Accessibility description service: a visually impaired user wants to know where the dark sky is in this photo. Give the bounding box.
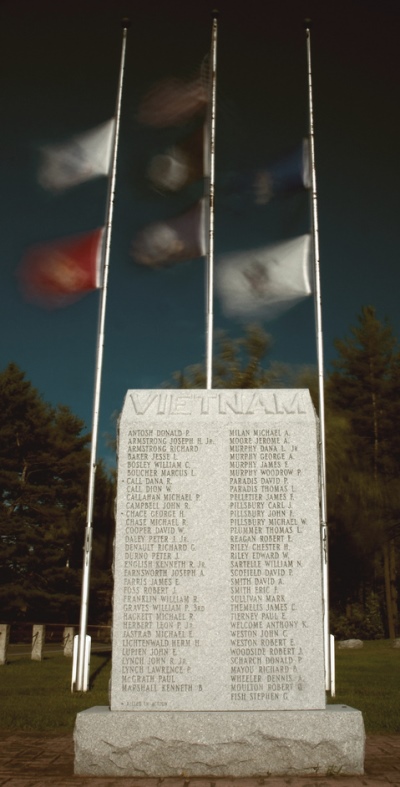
[0,0,399,465]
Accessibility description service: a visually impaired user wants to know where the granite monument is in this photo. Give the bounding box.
[74,389,365,777]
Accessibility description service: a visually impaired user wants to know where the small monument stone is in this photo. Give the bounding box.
[63,626,75,657]
[31,624,45,661]
[0,624,10,665]
[75,389,365,777]
[338,639,363,649]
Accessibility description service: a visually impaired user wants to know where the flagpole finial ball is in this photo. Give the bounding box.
[304,18,312,29]
[121,17,131,29]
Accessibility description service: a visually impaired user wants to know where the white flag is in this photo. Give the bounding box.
[38,118,115,192]
[216,234,312,320]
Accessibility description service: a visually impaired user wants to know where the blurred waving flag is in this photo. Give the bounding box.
[137,70,209,128]
[216,234,312,320]
[132,200,206,268]
[225,139,310,207]
[18,228,104,308]
[38,119,115,192]
[147,124,209,193]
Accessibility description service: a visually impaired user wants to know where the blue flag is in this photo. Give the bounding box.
[223,139,310,208]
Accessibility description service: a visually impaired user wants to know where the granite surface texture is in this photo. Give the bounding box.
[74,705,365,777]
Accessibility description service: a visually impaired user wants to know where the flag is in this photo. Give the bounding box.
[137,69,209,127]
[132,200,206,268]
[224,139,310,207]
[216,234,312,320]
[147,124,209,193]
[38,119,115,192]
[18,228,104,308]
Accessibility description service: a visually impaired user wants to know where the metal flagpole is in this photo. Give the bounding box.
[206,10,218,390]
[304,19,331,691]
[73,18,130,693]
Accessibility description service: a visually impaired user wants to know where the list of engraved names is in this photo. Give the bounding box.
[122,426,207,706]
[230,427,304,704]
[111,390,325,712]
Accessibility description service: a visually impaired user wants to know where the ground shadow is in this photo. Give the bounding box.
[89,650,111,687]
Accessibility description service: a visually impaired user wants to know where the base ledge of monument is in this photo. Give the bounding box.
[74,704,365,777]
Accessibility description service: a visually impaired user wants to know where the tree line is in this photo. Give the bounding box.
[0,363,114,624]
[1,306,399,638]
[173,306,400,639]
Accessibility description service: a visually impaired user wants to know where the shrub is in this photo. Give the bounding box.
[331,593,384,640]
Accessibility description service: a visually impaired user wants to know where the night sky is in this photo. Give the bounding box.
[1,0,399,466]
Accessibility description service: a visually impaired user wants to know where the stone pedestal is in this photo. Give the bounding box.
[74,389,365,776]
[75,705,365,777]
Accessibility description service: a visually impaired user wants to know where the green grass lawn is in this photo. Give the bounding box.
[0,650,111,732]
[0,640,399,733]
[328,639,400,734]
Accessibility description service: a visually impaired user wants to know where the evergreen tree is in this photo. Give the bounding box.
[0,363,114,623]
[170,317,400,638]
[330,306,398,476]
[328,307,400,637]
[172,325,289,389]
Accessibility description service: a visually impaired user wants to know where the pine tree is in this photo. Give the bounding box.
[328,307,400,637]
[172,325,289,389]
[0,363,114,623]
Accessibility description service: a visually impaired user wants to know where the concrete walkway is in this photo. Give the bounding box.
[0,733,399,786]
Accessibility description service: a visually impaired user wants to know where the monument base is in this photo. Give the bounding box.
[74,705,365,777]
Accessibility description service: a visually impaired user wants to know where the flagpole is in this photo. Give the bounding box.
[73,18,130,693]
[206,10,218,390]
[305,19,331,691]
